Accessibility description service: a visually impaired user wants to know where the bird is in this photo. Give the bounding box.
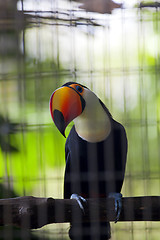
[49,82,128,240]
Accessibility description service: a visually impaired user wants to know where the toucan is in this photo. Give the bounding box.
[50,82,128,240]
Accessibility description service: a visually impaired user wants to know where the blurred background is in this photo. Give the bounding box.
[0,0,160,239]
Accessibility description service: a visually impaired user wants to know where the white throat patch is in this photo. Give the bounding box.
[73,89,111,143]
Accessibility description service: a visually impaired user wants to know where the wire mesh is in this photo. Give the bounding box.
[0,0,160,239]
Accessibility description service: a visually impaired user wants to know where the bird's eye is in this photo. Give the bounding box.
[76,85,83,93]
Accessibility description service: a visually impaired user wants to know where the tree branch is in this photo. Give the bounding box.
[0,196,160,229]
[139,2,160,9]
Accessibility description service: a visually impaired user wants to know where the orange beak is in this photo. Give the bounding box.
[49,86,85,137]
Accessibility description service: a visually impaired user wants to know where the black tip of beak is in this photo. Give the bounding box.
[53,109,66,138]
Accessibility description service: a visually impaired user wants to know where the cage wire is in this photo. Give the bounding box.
[0,0,160,239]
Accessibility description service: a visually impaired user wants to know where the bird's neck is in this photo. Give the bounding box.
[73,92,111,143]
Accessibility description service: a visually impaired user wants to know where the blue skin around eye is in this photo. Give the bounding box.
[76,86,83,93]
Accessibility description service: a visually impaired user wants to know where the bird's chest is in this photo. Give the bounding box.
[70,135,115,174]
[64,131,118,198]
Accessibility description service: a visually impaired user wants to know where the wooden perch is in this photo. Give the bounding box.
[0,196,160,229]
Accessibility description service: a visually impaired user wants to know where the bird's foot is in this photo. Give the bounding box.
[108,192,122,223]
[70,193,87,215]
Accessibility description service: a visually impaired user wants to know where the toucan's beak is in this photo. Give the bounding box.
[50,86,85,137]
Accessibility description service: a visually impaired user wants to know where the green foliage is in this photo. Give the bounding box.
[0,127,66,195]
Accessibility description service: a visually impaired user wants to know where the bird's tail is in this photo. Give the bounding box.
[69,222,111,240]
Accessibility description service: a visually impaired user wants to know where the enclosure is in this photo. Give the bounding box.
[0,0,160,239]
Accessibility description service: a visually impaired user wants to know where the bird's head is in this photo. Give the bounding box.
[49,82,87,137]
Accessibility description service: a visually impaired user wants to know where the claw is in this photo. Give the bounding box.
[70,193,87,215]
[108,192,122,223]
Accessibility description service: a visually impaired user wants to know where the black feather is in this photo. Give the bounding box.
[64,102,127,239]
[62,82,89,89]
